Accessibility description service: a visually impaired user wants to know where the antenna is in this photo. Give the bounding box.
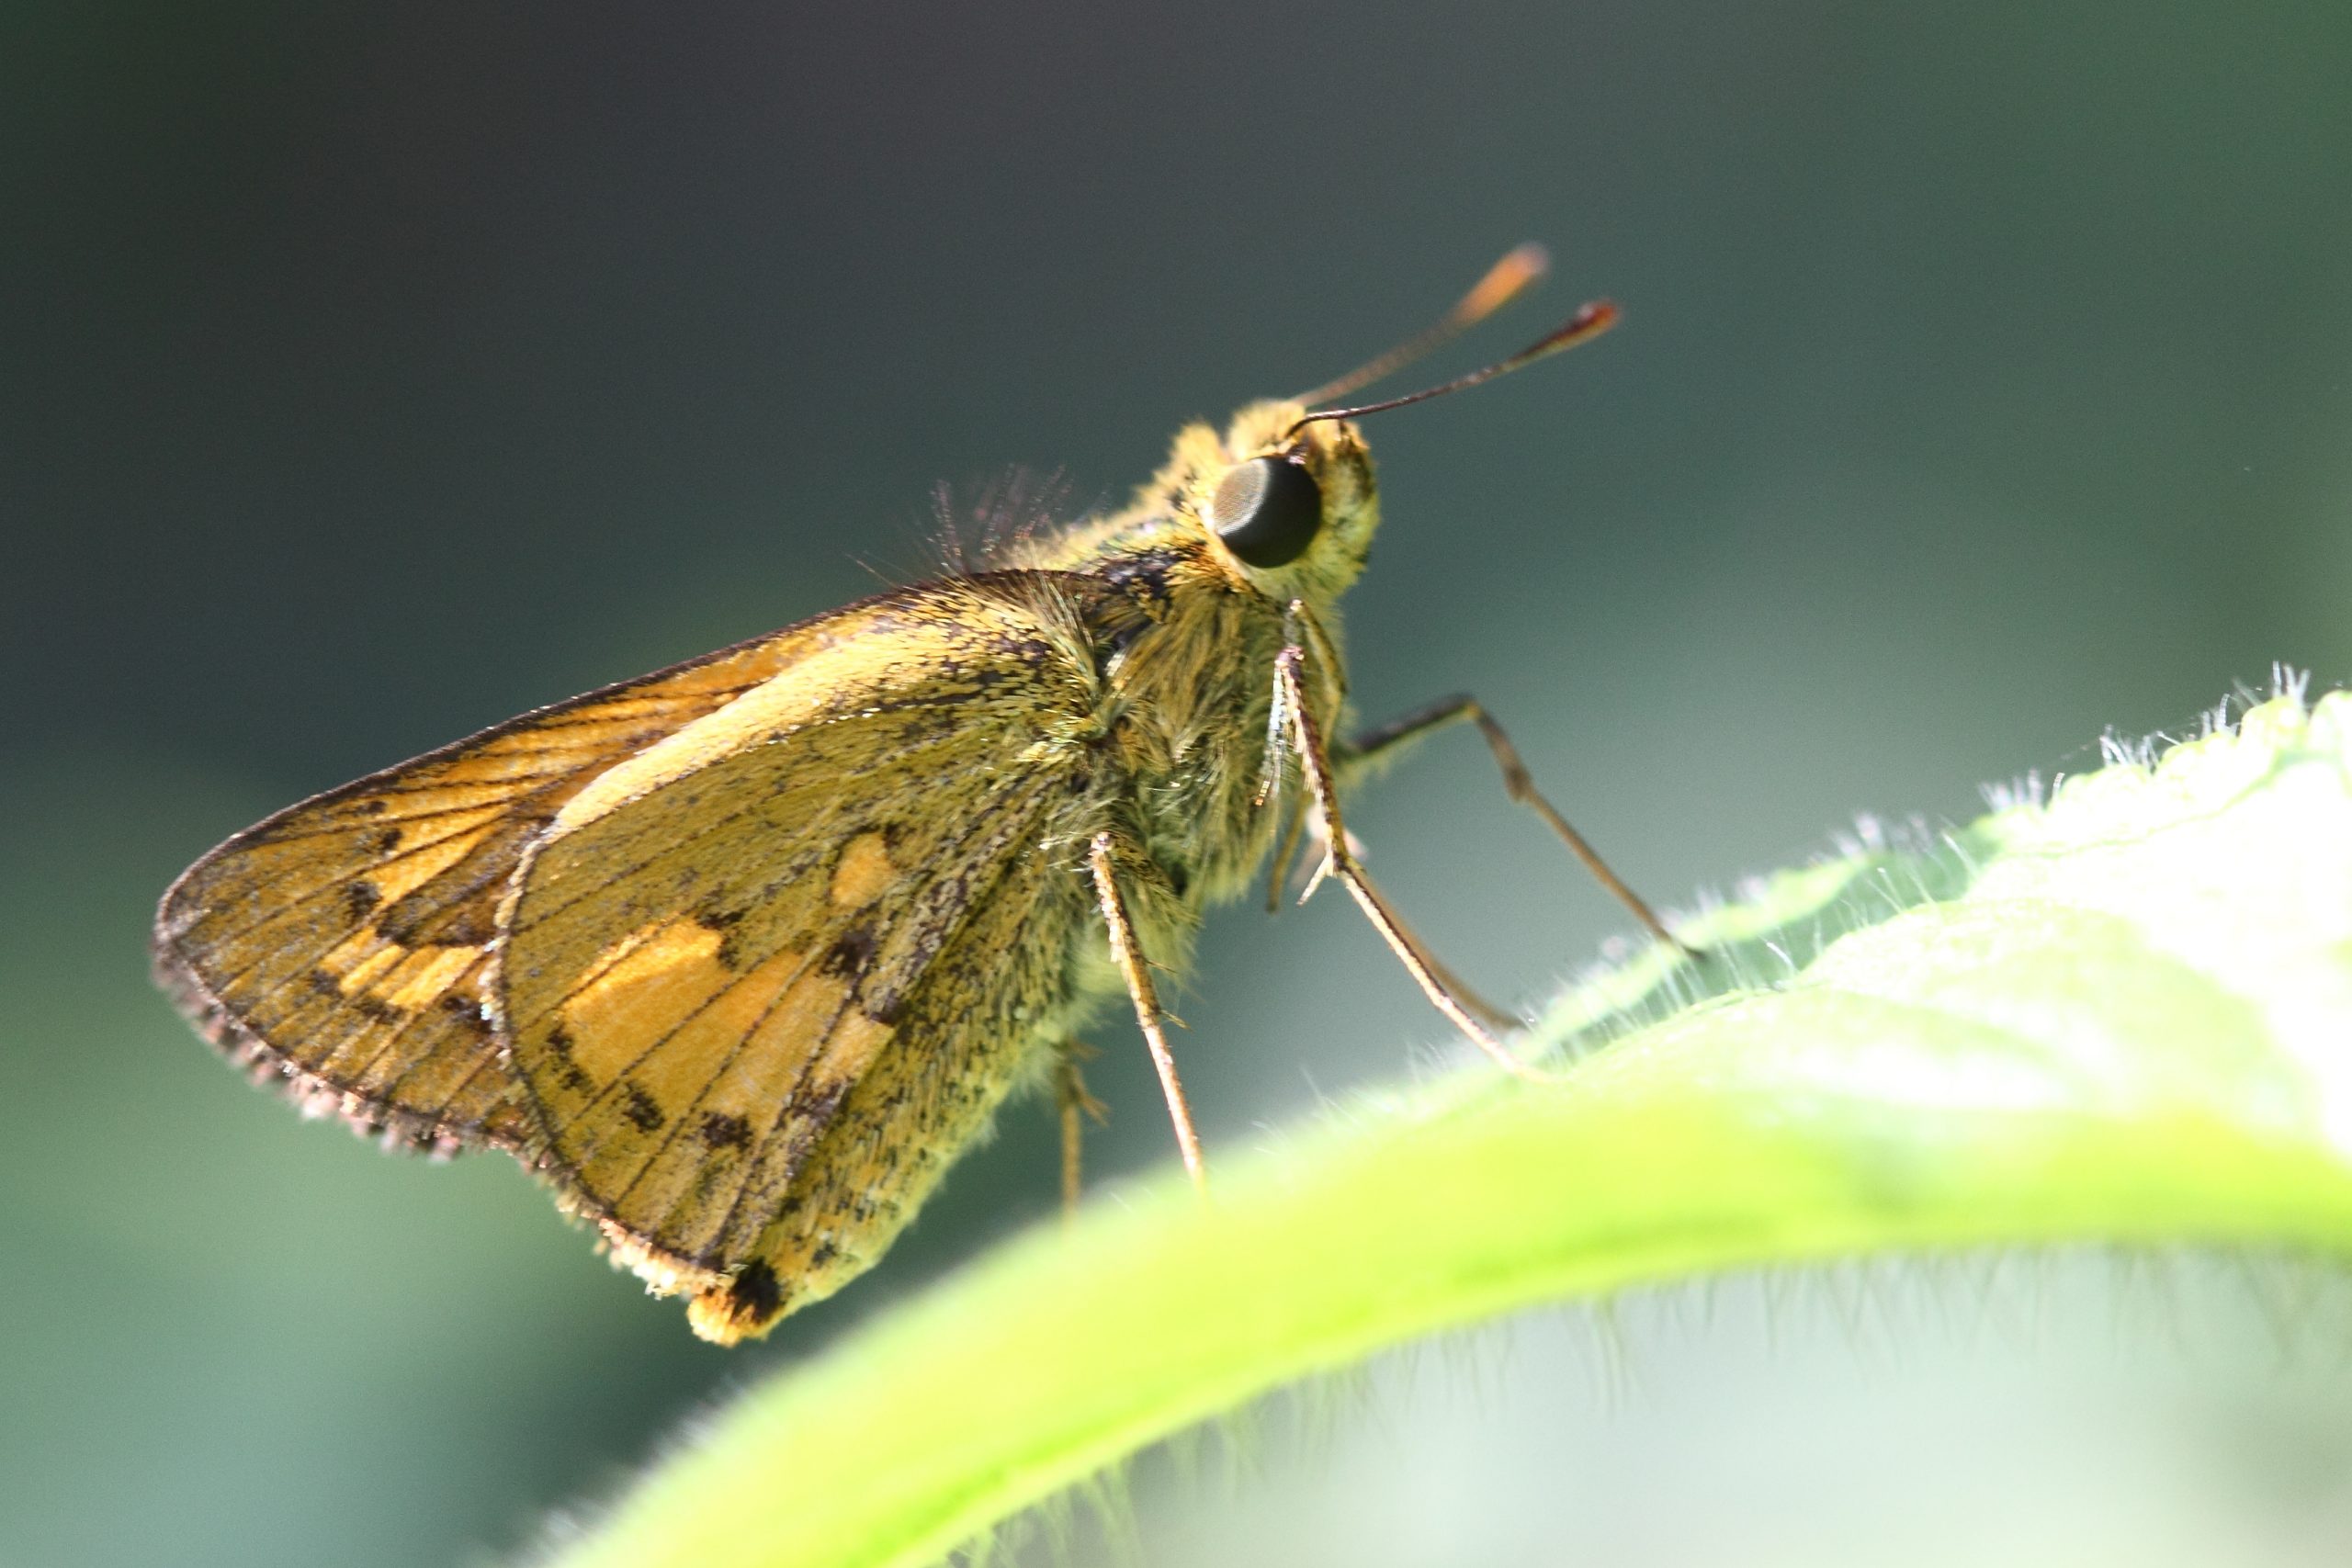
[1291,243,1552,407]
[1286,299,1620,439]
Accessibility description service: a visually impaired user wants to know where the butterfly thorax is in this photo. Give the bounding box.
[1091,541,1317,904]
[1018,401,1377,911]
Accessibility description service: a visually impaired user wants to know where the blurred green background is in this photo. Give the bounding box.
[6,4,2350,1564]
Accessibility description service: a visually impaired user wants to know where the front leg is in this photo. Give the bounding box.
[1272,647,1553,1081]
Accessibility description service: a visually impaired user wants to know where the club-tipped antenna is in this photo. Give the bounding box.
[1286,299,1620,438]
[1290,243,1553,408]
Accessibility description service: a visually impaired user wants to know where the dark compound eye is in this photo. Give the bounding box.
[1208,457,1323,569]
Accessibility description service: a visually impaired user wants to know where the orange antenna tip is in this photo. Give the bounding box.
[1456,242,1552,325]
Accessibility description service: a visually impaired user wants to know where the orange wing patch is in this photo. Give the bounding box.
[829,831,899,908]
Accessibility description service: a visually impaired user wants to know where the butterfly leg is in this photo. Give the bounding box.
[1270,791,1521,1034]
[1052,1039,1109,1216]
[1339,693,1696,959]
[1341,875,1523,1035]
[1087,831,1208,1191]
[1262,788,1309,913]
[1273,648,1560,1082]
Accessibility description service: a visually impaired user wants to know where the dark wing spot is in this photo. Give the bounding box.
[305,967,341,997]
[808,1239,838,1269]
[725,1260,782,1325]
[821,924,877,979]
[620,1082,664,1133]
[344,881,382,918]
[695,905,748,970]
[378,880,506,948]
[353,798,389,817]
[699,1111,752,1150]
[437,993,491,1034]
[545,1023,593,1093]
[351,994,401,1025]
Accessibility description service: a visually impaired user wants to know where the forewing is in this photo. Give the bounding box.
[498,575,1104,1289]
[153,622,856,1150]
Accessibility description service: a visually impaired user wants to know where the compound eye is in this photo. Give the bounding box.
[1208,457,1323,569]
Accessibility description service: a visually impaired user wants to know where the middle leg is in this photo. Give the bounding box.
[1087,830,1208,1190]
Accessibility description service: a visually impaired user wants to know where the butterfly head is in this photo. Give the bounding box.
[1180,260,1619,610]
[1044,249,1615,622]
[1186,400,1380,604]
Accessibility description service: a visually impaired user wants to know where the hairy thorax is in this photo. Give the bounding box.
[1088,553,1338,912]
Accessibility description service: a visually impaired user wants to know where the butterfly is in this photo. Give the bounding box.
[153,245,1689,1343]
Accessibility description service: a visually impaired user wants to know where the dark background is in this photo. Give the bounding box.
[6,5,2349,1565]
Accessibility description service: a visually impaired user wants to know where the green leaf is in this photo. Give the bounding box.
[536,691,2352,1568]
